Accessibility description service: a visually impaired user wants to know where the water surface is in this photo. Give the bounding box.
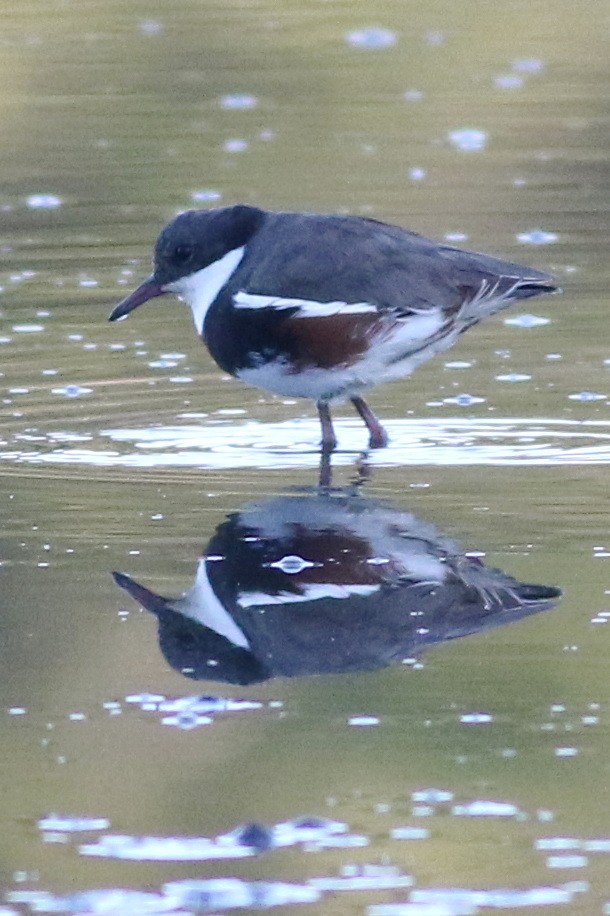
[1,1,609,913]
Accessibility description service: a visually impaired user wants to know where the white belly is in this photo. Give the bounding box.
[237,323,460,403]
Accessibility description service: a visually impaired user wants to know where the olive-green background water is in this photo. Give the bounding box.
[0,1,609,912]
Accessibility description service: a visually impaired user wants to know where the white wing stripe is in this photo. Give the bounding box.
[233,291,377,317]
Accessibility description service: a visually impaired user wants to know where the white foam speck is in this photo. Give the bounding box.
[452,800,519,817]
[346,27,397,49]
[26,193,62,209]
[38,814,110,832]
[512,57,544,73]
[51,385,93,398]
[517,229,558,245]
[139,19,163,35]
[448,128,488,151]
[546,855,588,868]
[495,73,525,89]
[443,393,486,406]
[191,189,222,202]
[223,139,249,153]
[412,789,453,804]
[460,712,493,724]
[504,313,550,328]
[569,391,606,402]
[403,88,425,101]
[219,93,258,110]
[408,167,427,181]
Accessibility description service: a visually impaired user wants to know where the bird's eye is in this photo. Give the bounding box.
[172,244,193,264]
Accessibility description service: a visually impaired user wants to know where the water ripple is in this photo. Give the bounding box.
[3,418,610,471]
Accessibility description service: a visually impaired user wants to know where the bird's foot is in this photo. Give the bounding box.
[367,428,389,449]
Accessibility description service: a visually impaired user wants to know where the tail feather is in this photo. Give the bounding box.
[459,275,560,324]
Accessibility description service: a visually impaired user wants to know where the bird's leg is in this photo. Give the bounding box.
[351,396,389,449]
[318,449,333,490]
[317,400,337,452]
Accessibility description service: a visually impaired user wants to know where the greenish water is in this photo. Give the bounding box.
[1,1,609,913]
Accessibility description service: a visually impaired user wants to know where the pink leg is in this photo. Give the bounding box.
[351,396,389,449]
[317,401,337,452]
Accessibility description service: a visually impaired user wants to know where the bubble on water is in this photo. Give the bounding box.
[79,278,98,288]
[38,814,110,832]
[425,30,445,45]
[512,57,544,73]
[408,167,427,181]
[568,391,606,401]
[555,746,578,757]
[460,712,493,724]
[444,232,468,242]
[390,826,430,840]
[448,128,488,151]
[162,712,213,730]
[412,788,453,804]
[495,73,525,89]
[496,373,532,382]
[409,885,580,909]
[546,855,588,868]
[517,229,558,245]
[445,360,473,368]
[191,189,222,202]
[219,93,258,110]
[223,138,249,153]
[169,376,193,384]
[12,324,44,333]
[26,193,62,209]
[139,19,163,35]
[345,27,397,49]
[411,804,434,817]
[504,313,550,328]
[348,715,380,727]
[536,837,580,850]
[148,359,178,369]
[125,693,165,705]
[443,393,486,406]
[51,385,93,398]
[403,88,425,101]
[452,800,520,817]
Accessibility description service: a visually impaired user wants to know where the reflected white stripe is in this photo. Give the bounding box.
[237,582,380,607]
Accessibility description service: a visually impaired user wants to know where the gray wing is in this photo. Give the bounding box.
[233,212,558,317]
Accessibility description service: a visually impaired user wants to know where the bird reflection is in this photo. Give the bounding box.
[113,490,560,685]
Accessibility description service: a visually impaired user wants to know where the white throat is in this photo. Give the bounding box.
[165,246,246,335]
